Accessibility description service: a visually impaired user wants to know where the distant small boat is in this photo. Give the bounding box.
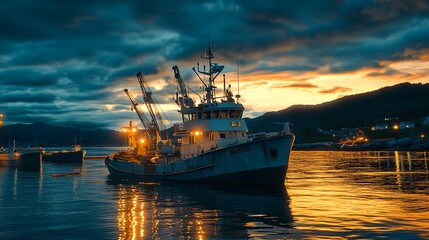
[0,116,42,171]
[0,147,43,171]
[43,145,86,163]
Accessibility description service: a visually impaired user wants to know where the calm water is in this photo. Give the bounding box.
[1,148,428,239]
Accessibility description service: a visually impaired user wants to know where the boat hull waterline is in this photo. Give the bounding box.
[105,134,294,185]
[43,150,86,163]
[0,150,42,171]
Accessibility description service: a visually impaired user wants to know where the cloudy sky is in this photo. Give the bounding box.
[1,0,429,130]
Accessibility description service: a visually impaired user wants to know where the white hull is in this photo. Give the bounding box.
[105,134,294,185]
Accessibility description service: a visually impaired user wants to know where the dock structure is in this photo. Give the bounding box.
[84,156,106,160]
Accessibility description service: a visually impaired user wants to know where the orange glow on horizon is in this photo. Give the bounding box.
[121,54,429,127]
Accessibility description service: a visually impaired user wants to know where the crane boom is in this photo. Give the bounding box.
[136,72,163,142]
[172,65,194,108]
[123,89,154,141]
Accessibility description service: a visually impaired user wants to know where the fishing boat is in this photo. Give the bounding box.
[43,144,86,163]
[105,44,295,185]
[0,145,42,171]
[0,114,42,171]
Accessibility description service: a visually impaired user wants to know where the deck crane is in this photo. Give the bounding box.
[136,72,166,143]
[172,65,194,108]
[123,89,156,150]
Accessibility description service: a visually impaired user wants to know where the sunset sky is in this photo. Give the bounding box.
[1,0,429,130]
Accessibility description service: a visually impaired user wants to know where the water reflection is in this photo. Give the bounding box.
[107,178,293,239]
[321,151,429,194]
[2,150,429,239]
[288,151,429,239]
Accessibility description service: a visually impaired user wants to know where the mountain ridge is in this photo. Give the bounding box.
[1,82,428,146]
[0,122,125,147]
[247,82,429,134]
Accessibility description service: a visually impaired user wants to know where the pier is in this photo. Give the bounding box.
[84,156,106,160]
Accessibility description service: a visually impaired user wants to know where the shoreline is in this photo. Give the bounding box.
[293,137,429,152]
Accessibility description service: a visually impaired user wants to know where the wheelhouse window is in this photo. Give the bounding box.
[220,133,226,138]
[236,110,243,118]
[229,110,236,118]
[197,112,202,119]
[209,133,215,140]
[183,114,190,122]
[212,110,220,118]
[220,110,228,118]
[189,135,196,143]
[204,111,211,119]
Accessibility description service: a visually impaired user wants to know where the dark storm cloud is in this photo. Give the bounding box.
[0,92,57,103]
[319,86,352,94]
[275,83,319,89]
[0,68,58,87]
[366,68,413,78]
[1,0,429,129]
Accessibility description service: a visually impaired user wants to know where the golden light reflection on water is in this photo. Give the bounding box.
[117,186,146,240]
[110,151,428,239]
[115,184,221,239]
[288,151,429,239]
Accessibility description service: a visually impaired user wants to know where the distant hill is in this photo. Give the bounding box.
[1,82,428,146]
[246,82,429,138]
[0,122,125,147]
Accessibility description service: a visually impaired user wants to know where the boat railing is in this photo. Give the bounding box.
[247,132,282,141]
[180,137,246,159]
[247,132,267,141]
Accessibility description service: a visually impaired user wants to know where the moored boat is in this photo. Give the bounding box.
[0,147,43,171]
[105,43,295,185]
[43,145,86,163]
[0,114,42,171]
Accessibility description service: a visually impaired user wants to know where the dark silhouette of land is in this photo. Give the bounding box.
[246,82,429,144]
[1,82,428,149]
[0,122,125,147]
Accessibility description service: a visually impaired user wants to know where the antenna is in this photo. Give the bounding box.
[207,21,211,45]
[236,44,241,103]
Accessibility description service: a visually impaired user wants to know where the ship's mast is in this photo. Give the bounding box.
[192,42,224,104]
